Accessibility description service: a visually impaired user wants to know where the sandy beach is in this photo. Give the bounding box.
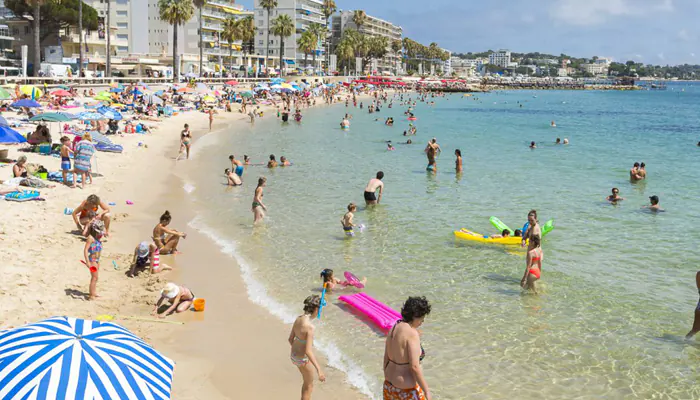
[0,94,366,399]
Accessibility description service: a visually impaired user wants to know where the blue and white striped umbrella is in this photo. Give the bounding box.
[0,316,174,400]
[77,112,106,121]
[97,106,123,121]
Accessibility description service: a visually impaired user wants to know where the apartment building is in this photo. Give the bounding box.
[254,0,325,71]
[331,10,402,74]
[488,49,511,68]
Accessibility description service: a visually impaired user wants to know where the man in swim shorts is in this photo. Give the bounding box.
[425,138,441,172]
[364,171,384,206]
[630,162,642,181]
[229,155,244,177]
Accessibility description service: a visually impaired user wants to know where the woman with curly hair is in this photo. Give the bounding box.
[383,296,432,400]
[288,295,326,400]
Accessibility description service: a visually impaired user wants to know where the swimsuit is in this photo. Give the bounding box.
[290,336,309,366]
[88,239,102,270]
[383,321,427,400]
[61,156,71,171]
[343,226,354,237]
[529,249,542,279]
[364,191,377,201]
[234,165,244,177]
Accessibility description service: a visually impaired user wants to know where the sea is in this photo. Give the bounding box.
[184,82,700,399]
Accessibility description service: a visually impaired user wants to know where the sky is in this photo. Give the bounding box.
[237,0,700,65]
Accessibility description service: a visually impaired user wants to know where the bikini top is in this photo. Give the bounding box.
[384,321,425,368]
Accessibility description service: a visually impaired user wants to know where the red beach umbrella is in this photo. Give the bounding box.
[51,89,73,97]
[225,80,239,86]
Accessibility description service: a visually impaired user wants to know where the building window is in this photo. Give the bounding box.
[116,34,128,39]
[258,20,263,26]
[116,10,127,16]
[258,11,263,16]
[117,22,128,28]
[24,26,29,35]
[259,40,263,45]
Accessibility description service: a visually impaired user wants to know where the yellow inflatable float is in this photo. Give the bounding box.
[453,229,524,245]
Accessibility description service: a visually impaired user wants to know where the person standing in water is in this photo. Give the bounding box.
[638,162,647,179]
[364,171,385,206]
[425,138,441,172]
[521,235,543,293]
[686,271,700,339]
[288,295,326,400]
[252,177,267,224]
[521,210,541,251]
[455,149,463,173]
[630,162,642,181]
[229,155,244,178]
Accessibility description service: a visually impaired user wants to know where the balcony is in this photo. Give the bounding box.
[202,7,237,20]
[61,32,127,47]
[297,4,322,15]
[298,13,324,24]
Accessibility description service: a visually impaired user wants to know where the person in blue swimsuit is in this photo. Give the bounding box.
[228,155,244,177]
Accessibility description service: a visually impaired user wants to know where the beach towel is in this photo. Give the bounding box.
[5,190,40,202]
[74,140,95,172]
[95,143,123,153]
[48,171,82,184]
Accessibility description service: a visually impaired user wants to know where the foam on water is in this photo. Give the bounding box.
[188,216,377,399]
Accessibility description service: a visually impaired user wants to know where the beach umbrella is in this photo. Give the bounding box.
[132,88,143,96]
[0,87,12,100]
[137,82,151,90]
[0,115,9,126]
[149,95,163,106]
[203,95,216,103]
[29,112,75,122]
[0,126,26,143]
[224,80,239,85]
[77,112,107,121]
[51,89,73,97]
[154,90,164,96]
[177,87,193,93]
[89,130,113,145]
[57,84,71,90]
[109,82,123,89]
[195,82,208,93]
[19,85,42,99]
[281,83,294,89]
[97,106,123,121]
[94,92,112,101]
[110,87,124,93]
[11,99,41,108]
[239,91,254,98]
[0,316,174,399]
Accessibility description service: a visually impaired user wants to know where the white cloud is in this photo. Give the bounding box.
[550,0,674,26]
[657,53,665,60]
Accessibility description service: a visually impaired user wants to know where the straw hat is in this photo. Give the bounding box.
[161,283,180,299]
[137,241,149,258]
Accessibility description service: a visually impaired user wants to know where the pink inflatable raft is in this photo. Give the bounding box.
[338,292,401,331]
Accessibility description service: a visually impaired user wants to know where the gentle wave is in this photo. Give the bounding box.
[188,216,377,399]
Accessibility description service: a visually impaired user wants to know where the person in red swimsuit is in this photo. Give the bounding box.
[521,235,543,293]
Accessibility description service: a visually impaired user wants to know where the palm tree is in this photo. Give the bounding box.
[237,15,255,77]
[222,16,239,73]
[260,0,277,73]
[391,39,402,75]
[106,0,111,77]
[321,0,336,71]
[297,30,315,69]
[193,0,206,77]
[352,10,366,32]
[270,14,293,76]
[158,0,195,83]
[27,0,41,77]
[307,23,326,72]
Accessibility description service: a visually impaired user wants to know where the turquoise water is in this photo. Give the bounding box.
[187,84,700,399]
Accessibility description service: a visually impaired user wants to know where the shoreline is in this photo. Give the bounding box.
[0,95,367,398]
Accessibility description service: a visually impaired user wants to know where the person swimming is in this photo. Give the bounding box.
[606,187,624,202]
[555,138,561,145]
[387,142,395,151]
[320,268,366,290]
[529,141,537,149]
[551,121,556,127]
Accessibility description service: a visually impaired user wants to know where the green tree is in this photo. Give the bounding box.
[365,35,387,73]
[260,0,277,72]
[307,23,326,71]
[158,0,195,82]
[237,15,255,77]
[321,0,336,71]
[297,30,315,68]
[391,39,402,75]
[222,16,239,73]
[352,10,366,31]
[193,0,206,77]
[271,14,293,76]
[6,0,99,76]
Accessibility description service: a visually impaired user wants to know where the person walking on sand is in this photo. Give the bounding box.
[288,295,326,400]
[177,124,192,161]
[686,271,700,339]
[252,177,267,224]
[364,171,385,206]
[73,132,95,189]
[383,296,432,400]
[153,210,187,254]
[208,108,215,131]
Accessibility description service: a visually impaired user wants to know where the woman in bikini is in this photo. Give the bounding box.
[152,210,187,254]
[288,295,325,400]
[72,194,112,237]
[252,177,267,224]
[178,124,192,160]
[152,282,195,318]
[384,296,432,400]
[521,235,543,293]
[455,149,463,173]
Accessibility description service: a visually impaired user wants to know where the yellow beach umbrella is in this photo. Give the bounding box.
[203,95,216,103]
[280,83,294,89]
[111,103,126,108]
[20,85,42,98]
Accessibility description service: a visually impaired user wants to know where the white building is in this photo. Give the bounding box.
[581,63,608,75]
[488,49,511,67]
[442,49,451,75]
[254,0,325,72]
[331,10,402,74]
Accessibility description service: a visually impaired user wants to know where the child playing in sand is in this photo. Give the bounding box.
[152,282,196,318]
[129,241,170,277]
[83,220,105,300]
[59,136,74,187]
[341,203,358,236]
[320,268,366,291]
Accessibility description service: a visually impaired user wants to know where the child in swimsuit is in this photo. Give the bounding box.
[522,235,543,293]
[59,136,74,187]
[341,203,357,236]
[83,220,104,300]
[152,282,195,318]
[320,268,367,291]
